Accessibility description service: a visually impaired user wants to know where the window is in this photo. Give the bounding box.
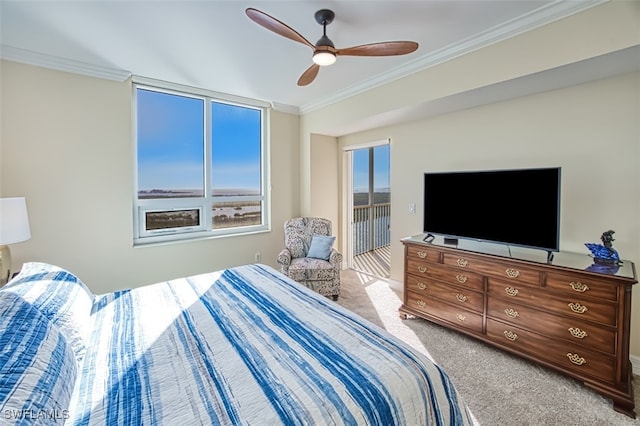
[133,81,269,244]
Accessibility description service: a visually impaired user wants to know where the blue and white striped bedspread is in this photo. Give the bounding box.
[68,264,471,425]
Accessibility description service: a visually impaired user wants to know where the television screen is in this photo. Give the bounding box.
[423,167,561,252]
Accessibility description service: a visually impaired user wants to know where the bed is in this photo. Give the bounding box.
[0,262,472,425]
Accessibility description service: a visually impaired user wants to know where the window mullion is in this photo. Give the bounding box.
[204,98,213,230]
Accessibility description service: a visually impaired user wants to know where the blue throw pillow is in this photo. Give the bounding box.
[307,234,336,260]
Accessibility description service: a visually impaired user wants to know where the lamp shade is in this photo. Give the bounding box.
[0,197,31,245]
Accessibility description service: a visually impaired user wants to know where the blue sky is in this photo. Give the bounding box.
[137,87,387,196]
[211,102,261,191]
[137,88,261,193]
[353,145,390,193]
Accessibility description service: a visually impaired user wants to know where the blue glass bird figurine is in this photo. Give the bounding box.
[585,230,621,265]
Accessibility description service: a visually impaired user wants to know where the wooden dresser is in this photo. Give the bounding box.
[400,235,638,417]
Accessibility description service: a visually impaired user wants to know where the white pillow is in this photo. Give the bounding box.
[0,292,78,421]
[2,262,94,362]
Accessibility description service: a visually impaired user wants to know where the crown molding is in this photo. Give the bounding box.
[269,102,300,115]
[0,45,302,114]
[299,0,608,115]
[0,45,131,82]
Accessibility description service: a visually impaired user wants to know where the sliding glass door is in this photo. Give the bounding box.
[348,142,390,277]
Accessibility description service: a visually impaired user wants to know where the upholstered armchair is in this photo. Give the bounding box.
[277,217,342,300]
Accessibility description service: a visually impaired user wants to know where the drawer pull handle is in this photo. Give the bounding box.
[568,327,588,339]
[504,308,519,318]
[503,330,518,341]
[417,250,428,259]
[567,353,587,366]
[456,258,468,267]
[455,314,466,322]
[455,274,468,284]
[505,287,519,297]
[456,294,468,303]
[505,268,520,279]
[569,281,590,293]
[568,302,588,314]
[418,265,428,273]
[417,300,426,308]
[417,281,427,290]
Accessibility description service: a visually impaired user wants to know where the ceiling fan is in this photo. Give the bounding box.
[245,7,419,86]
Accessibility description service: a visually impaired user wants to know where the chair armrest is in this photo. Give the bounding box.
[329,249,343,269]
[277,248,292,267]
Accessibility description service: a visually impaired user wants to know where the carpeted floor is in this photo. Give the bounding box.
[337,268,640,425]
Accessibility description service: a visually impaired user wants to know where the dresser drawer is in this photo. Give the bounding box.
[487,319,616,383]
[406,274,484,313]
[406,244,440,263]
[546,272,618,302]
[487,298,616,354]
[443,253,541,286]
[487,280,617,327]
[406,259,484,292]
[406,291,483,333]
[406,258,435,277]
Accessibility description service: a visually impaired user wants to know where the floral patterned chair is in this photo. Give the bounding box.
[276,217,342,300]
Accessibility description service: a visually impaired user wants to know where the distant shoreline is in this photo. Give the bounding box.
[139,188,260,198]
[139,188,390,209]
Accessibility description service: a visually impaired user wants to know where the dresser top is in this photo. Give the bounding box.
[402,234,637,281]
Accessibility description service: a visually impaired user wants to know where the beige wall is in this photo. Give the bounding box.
[337,72,640,283]
[309,133,339,243]
[0,60,300,294]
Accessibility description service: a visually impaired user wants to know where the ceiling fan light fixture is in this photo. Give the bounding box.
[247,8,418,85]
[313,50,336,66]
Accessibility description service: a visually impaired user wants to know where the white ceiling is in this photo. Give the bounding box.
[1,0,611,115]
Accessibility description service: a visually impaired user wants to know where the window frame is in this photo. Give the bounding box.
[132,77,270,245]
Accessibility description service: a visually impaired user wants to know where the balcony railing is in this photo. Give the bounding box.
[353,203,390,256]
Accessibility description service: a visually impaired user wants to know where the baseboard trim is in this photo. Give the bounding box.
[388,278,403,291]
[631,355,640,376]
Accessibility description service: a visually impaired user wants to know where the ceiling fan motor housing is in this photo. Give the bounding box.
[314,9,335,26]
[316,35,334,48]
[314,10,335,48]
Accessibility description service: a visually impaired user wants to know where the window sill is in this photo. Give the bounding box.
[133,226,271,248]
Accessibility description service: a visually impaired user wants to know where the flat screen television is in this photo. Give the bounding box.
[423,167,561,253]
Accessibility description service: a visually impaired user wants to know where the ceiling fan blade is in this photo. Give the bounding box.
[246,8,313,48]
[297,64,320,86]
[337,41,419,57]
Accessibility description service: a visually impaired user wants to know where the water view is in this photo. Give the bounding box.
[141,188,262,231]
